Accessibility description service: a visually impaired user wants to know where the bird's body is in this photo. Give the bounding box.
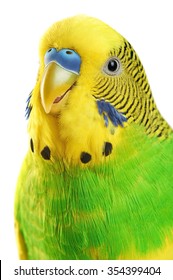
[15,15,173,259]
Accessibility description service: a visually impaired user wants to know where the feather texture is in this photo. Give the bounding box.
[15,125,173,259]
[15,15,173,259]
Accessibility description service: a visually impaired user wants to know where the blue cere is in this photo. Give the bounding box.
[44,48,58,65]
[44,48,81,74]
[97,100,127,127]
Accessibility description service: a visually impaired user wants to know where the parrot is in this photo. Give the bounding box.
[14,15,173,260]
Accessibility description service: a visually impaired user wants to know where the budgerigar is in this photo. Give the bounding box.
[15,15,173,260]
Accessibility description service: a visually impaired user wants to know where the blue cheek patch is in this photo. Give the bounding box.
[97,99,127,127]
[25,92,32,119]
[44,48,81,74]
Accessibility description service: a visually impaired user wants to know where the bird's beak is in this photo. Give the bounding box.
[40,62,78,114]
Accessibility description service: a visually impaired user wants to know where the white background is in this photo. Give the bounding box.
[0,0,173,261]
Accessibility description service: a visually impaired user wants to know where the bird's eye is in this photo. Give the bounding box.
[103,57,121,76]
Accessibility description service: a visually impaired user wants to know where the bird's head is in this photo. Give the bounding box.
[38,15,125,115]
[27,15,171,165]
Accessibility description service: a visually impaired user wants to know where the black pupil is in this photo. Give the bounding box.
[108,60,118,71]
[48,48,52,52]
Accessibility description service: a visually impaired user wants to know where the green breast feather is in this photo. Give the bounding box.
[15,124,173,259]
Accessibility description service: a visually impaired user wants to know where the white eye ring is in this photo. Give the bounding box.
[103,57,122,76]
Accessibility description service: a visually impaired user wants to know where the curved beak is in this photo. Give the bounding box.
[40,62,78,114]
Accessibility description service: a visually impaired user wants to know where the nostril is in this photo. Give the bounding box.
[44,48,57,65]
[66,50,73,55]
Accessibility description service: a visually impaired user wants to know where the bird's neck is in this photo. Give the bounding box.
[27,95,127,166]
[27,90,172,167]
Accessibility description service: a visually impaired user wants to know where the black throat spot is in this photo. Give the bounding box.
[41,146,51,160]
[103,142,113,156]
[80,152,92,164]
